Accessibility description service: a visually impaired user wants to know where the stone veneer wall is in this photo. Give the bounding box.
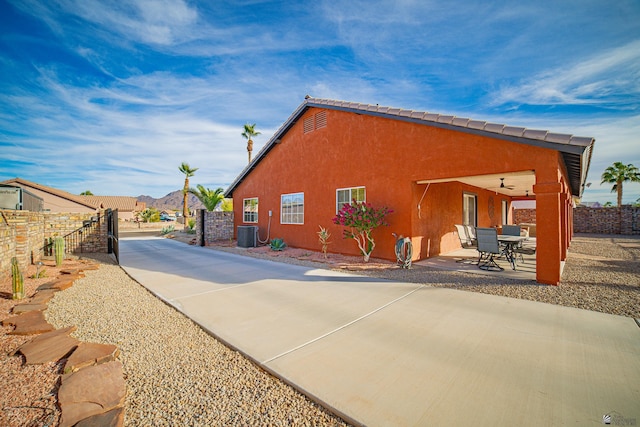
[0,210,111,281]
[573,206,640,235]
[196,210,234,245]
[513,208,536,225]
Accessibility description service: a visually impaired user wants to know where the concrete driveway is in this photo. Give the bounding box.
[119,236,640,427]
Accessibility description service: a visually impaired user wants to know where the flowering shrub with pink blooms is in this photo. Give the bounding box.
[332,201,393,262]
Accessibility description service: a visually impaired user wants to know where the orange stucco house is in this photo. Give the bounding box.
[225,97,594,285]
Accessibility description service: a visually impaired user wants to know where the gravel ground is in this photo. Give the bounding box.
[2,233,638,426]
[45,256,350,427]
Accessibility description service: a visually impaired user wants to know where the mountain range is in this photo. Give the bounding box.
[137,190,205,212]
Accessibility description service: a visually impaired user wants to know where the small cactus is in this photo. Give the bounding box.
[11,257,24,300]
[54,236,65,266]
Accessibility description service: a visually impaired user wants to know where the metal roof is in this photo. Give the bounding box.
[226,97,595,197]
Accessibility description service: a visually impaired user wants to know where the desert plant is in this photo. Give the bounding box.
[54,236,65,267]
[187,218,196,230]
[317,226,331,258]
[161,224,175,235]
[332,201,392,262]
[11,257,24,300]
[30,268,47,279]
[269,238,287,251]
[188,185,225,211]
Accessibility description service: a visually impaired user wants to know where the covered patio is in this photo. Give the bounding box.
[415,237,538,281]
[414,167,569,285]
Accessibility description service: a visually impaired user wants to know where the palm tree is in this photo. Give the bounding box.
[179,162,198,228]
[188,185,225,211]
[600,162,640,207]
[241,123,261,163]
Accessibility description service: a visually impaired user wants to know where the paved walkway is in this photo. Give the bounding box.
[119,237,640,427]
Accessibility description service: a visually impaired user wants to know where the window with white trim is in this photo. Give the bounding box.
[243,198,258,223]
[463,193,477,227]
[281,193,304,224]
[336,187,366,213]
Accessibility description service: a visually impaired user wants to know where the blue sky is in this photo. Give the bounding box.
[1,0,639,203]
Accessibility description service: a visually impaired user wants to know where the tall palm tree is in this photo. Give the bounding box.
[188,185,225,211]
[241,123,261,163]
[179,162,198,228]
[600,162,640,207]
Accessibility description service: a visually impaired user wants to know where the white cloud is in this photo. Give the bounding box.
[491,40,640,108]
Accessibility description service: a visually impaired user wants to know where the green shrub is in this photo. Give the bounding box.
[161,224,175,235]
[269,238,287,251]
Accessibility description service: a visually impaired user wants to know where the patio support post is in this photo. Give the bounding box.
[533,182,563,285]
[560,191,569,261]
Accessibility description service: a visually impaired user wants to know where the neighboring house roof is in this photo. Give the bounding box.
[1,177,97,210]
[79,195,144,212]
[0,178,143,212]
[226,97,594,197]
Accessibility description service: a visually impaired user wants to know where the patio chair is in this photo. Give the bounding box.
[454,224,477,249]
[454,224,478,264]
[501,225,521,236]
[465,225,477,243]
[476,227,504,271]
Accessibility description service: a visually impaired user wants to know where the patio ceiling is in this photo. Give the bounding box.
[417,170,536,198]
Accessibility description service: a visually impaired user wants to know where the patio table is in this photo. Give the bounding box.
[498,235,528,270]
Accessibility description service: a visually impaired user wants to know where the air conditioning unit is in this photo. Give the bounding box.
[237,225,257,248]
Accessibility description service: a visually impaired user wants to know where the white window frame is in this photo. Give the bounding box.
[336,186,366,213]
[463,193,477,227]
[501,199,508,225]
[281,192,304,224]
[243,198,258,223]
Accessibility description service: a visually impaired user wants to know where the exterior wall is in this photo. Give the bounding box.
[15,185,96,213]
[410,182,512,259]
[232,106,568,280]
[0,210,43,280]
[196,210,234,245]
[0,209,111,280]
[574,206,640,235]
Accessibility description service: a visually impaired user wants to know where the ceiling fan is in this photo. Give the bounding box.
[498,178,515,190]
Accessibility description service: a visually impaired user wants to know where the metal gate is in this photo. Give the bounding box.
[107,208,119,263]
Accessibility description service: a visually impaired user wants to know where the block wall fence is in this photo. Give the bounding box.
[514,206,639,235]
[1,210,111,281]
[196,210,234,246]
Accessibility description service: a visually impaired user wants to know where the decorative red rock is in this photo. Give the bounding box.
[2,310,55,335]
[16,326,79,364]
[12,303,48,314]
[74,407,124,427]
[30,289,58,304]
[58,361,126,427]
[64,342,120,374]
[36,276,78,291]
